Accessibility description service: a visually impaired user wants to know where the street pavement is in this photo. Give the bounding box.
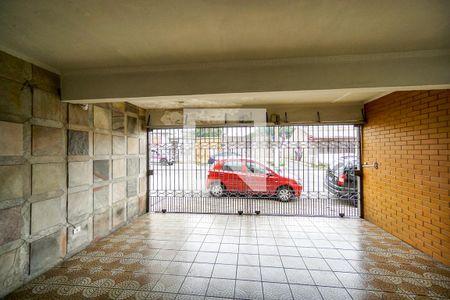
[149,162,359,217]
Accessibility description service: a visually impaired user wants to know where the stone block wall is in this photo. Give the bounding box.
[0,51,66,296]
[67,102,147,251]
[0,51,148,297]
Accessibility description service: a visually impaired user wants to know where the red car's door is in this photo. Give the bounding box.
[220,160,245,192]
[243,161,271,194]
[265,169,280,194]
[244,161,281,194]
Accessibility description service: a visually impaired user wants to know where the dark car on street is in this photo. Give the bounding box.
[326,158,358,207]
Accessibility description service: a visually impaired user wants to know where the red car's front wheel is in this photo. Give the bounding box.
[277,186,293,202]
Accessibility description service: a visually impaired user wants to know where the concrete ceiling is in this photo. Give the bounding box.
[0,0,449,72]
[0,0,449,109]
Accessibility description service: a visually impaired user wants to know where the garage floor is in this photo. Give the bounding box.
[7,214,450,299]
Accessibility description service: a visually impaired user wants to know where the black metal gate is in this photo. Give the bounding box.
[147,125,361,217]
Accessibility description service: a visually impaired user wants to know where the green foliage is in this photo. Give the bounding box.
[195,128,223,138]
[280,127,295,139]
[260,127,295,140]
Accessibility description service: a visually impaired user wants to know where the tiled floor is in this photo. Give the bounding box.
[7,213,450,299]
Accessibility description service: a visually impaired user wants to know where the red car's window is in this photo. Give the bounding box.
[222,161,242,172]
[245,162,266,174]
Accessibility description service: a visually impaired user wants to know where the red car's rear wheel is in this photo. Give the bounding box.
[210,182,224,197]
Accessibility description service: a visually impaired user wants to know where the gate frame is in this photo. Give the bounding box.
[146,122,364,218]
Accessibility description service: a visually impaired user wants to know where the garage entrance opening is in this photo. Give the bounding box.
[148,125,361,217]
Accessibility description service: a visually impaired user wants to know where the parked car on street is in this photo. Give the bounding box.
[325,158,358,206]
[150,149,175,166]
[207,159,302,201]
[208,150,242,164]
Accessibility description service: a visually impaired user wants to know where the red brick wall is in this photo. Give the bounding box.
[363,90,450,265]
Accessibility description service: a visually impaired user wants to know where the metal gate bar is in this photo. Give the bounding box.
[148,125,361,217]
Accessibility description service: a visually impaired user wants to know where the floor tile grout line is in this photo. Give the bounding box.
[149,219,200,294]
[189,214,219,297]
[177,216,214,297]
[230,216,238,299]
[252,216,266,300]
[313,221,350,294]
[282,219,309,300]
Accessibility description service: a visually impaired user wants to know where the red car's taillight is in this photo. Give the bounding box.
[337,174,347,186]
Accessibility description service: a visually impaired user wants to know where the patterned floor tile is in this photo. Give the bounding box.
[6,213,450,299]
[234,280,263,299]
[262,282,293,300]
[206,278,235,298]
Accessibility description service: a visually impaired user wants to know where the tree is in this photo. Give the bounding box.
[195,128,223,138]
[255,126,294,140]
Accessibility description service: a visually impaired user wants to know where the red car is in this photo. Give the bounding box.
[207,159,302,201]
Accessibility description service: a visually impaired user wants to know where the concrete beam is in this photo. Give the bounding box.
[61,50,450,102]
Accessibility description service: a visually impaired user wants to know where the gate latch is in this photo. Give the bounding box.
[362,161,379,169]
[147,170,154,176]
